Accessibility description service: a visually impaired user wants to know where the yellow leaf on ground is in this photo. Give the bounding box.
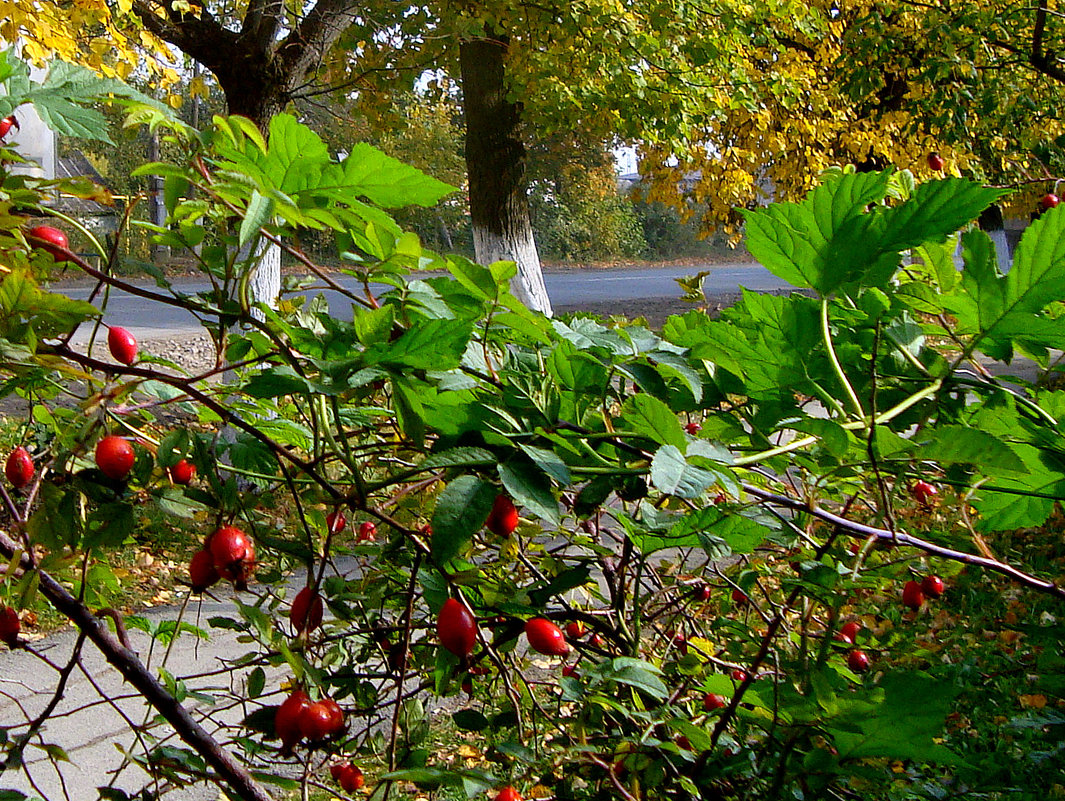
[1019,694,1047,709]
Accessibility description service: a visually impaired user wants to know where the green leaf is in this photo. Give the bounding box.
[830,673,962,765]
[431,475,497,564]
[227,433,278,485]
[971,443,1063,531]
[365,319,471,371]
[528,566,592,607]
[917,425,1025,475]
[0,269,100,340]
[248,667,266,699]
[548,339,610,392]
[338,143,455,208]
[650,445,719,499]
[879,179,1007,255]
[1006,204,1065,314]
[27,483,78,549]
[499,460,560,526]
[621,394,686,449]
[452,709,490,731]
[742,171,891,291]
[448,256,499,301]
[242,366,311,398]
[679,506,769,555]
[552,316,631,354]
[745,172,1005,296]
[239,190,274,247]
[793,418,852,459]
[379,768,452,787]
[392,379,426,448]
[83,503,134,550]
[353,305,396,345]
[947,207,1065,358]
[596,657,669,701]
[517,443,573,486]
[418,447,497,472]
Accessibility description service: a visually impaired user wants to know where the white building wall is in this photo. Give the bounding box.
[2,47,55,180]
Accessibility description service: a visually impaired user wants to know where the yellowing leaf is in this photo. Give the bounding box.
[1019,694,1047,709]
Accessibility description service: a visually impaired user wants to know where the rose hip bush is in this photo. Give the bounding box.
[1,55,1064,800]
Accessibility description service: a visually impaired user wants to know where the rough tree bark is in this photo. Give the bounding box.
[459,33,553,315]
[132,0,361,311]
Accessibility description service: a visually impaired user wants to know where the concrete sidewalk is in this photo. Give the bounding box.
[0,561,358,801]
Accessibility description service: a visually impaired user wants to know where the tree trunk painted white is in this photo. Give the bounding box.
[246,240,281,320]
[459,34,552,316]
[471,215,551,314]
[978,204,1013,272]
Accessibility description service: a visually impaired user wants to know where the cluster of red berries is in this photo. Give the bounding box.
[274,688,346,752]
[834,621,869,673]
[903,574,946,610]
[188,525,256,592]
[837,573,946,675]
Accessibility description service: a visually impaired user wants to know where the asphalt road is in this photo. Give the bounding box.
[56,263,787,341]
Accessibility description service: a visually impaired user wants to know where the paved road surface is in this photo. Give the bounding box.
[56,263,787,341]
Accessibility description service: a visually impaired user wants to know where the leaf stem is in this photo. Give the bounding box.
[821,298,865,422]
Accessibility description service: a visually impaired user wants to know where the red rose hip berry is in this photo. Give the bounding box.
[275,689,311,752]
[290,586,324,634]
[0,115,18,139]
[325,510,346,534]
[847,649,871,673]
[0,606,20,647]
[331,761,364,792]
[95,435,135,481]
[169,458,195,485]
[496,788,522,801]
[485,494,519,537]
[525,617,570,656]
[209,525,255,583]
[703,692,728,711]
[902,580,925,610]
[5,447,34,488]
[188,549,219,593]
[1042,193,1060,210]
[29,225,69,261]
[107,326,138,365]
[927,152,945,171]
[357,521,376,542]
[912,480,938,506]
[920,574,945,598]
[437,597,478,657]
[299,697,345,741]
[835,620,861,644]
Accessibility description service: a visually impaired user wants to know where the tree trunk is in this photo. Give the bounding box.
[459,34,552,315]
